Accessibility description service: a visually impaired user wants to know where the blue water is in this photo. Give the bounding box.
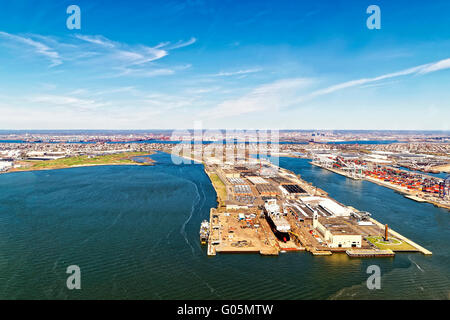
[326,140,399,145]
[0,152,448,299]
[398,166,448,179]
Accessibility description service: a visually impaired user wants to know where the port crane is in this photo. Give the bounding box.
[351,211,372,222]
[439,175,450,200]
[336,156,364,179]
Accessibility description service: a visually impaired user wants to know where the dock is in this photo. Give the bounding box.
[346,249,395,258]
[405,195,427,203]
[310,162,362,180]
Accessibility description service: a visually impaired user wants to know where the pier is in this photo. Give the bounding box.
[310,161,362,180]
[369,218,432,255]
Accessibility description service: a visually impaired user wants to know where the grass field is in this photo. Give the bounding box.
[12,152,152,172]
[367,236,417,251]
[209,173,227,207]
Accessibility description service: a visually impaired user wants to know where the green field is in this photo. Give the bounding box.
[209,173,227,207]
[367,236,416,251]
[14,152,151,171]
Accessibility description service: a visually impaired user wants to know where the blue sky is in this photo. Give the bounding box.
[0,0,449,130]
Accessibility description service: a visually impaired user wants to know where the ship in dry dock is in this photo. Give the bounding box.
[263,199,291,242]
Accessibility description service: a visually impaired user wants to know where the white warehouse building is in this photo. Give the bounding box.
[313,214,362,248]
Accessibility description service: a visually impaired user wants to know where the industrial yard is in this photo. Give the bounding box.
[198,152,432,258]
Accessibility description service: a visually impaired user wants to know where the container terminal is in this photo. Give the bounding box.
[310,154,450,210]
[194,153,432,257]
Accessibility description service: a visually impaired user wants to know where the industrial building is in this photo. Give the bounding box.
[246,176,269,184]
[234,184,252,195]
[279,184,308,197]
[222,169,240,179]
[227,177,245,185]
[313,215,362,248]
[256,184,280,197]
[301,197,352,217]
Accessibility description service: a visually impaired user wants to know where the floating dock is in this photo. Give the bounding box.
[346,249,395,258]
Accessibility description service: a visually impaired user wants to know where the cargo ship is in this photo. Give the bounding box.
[199,220,210,245]
[263,199,291,242]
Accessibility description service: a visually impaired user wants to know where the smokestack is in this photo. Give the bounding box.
[384,224,389,241]
[312,211,318,229]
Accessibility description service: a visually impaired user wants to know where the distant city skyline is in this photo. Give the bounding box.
[1,0,449,130]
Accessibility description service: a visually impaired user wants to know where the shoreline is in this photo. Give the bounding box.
[1,152,155,175]
[1,162,153,175]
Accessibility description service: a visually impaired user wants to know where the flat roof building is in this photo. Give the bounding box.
[313,216,362,248]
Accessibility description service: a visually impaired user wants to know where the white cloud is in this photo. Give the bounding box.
[0,31,195,77]
[74,34,116,48]
[304,58,450,101]
[30,95,108,110]
[206,78,312,118]
[165,37,197,49]
[213,68,262,77]
[0,31,62,66]
[74,36,169,69]
[109,63,191,78]
[206,57,450,120]
[418,58,450,74]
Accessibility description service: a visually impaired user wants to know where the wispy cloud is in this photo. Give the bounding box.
[206,78,312,118]
[73,35,196,77]
[107,63,191,78]
[207,57,450,119]
[75,34,169,68]
[0,31,196,77]
[143,92,197,111]
[0,31,62,66]
[303,58,450,101]
[164,37,197,49]
[213,68,262,77]
[418,58,450,74]
[74,34,116,48]
[30,94,109,110]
